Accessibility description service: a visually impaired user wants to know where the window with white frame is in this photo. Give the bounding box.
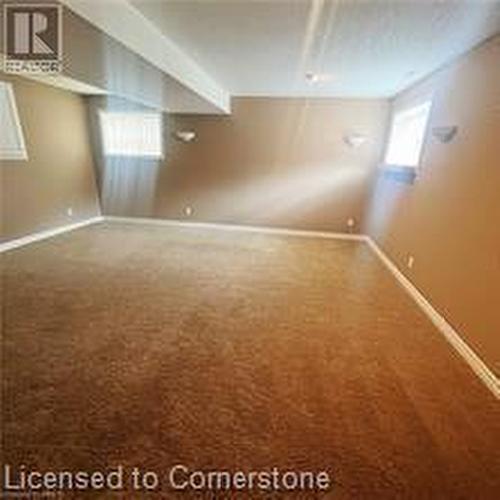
[0,82,28,161]
[99,111,163,158]
[384,101,432,168]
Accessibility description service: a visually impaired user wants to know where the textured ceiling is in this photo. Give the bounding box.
[131,0,500,98]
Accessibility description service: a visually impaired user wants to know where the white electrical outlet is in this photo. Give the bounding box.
[347,218,355,232]
[67,207,73,217]
[184,206,193,217]
[407,255,415,269]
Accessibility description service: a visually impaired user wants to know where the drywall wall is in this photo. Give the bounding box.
[89,96,388,233]
[365,36,500,375]
[0,74,100,242]
[158,98,389,232]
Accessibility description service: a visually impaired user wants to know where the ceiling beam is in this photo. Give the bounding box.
[60,0,230,114]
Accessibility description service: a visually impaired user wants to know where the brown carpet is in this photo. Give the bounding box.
[1,221,499,499]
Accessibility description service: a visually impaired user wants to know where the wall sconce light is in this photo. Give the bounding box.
[305,72,332,84]
[432,126,458,143]
[174,130,196,143]
[343,133,368,148]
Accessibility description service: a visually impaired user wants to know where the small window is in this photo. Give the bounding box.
[0,82,28,161]
[384,101,431,168]
[99,111,163,158]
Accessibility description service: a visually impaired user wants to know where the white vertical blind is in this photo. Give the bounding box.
[99,111,163,158]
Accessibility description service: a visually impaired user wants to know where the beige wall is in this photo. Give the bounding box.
[156,98,388,232]
[91,97,388,233]
[365,36,500,375]
[1,74,100,241]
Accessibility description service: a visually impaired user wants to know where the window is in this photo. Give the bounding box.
[384,101,432,168]
[0,82,28,161]
[99,111,163,158]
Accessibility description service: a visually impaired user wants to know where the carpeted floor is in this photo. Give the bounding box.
[1,221,499,499]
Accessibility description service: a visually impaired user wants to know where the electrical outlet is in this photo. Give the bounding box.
[347,218,355,228]
[407,255,415,269]
[67,207,73,217]
[184,206,193,217]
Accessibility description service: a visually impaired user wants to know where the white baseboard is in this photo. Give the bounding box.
[0,216,104,253]
[2,213,496,398]
[366,237,499,399]
[103,216,367,242]
[104,217,498,397]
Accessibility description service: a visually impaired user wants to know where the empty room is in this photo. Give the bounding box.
[1,0,499,497]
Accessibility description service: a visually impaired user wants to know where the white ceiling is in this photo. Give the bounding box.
[130,0,500,98]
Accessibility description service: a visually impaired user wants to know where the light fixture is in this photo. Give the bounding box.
[432,126,458,143]
[305,72,332,84]
[343,133,368,148]
[174,130,196,143]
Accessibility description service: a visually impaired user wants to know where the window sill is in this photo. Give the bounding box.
[1,149,29,161]
[379,164,418,184]
[103,154,165,161]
